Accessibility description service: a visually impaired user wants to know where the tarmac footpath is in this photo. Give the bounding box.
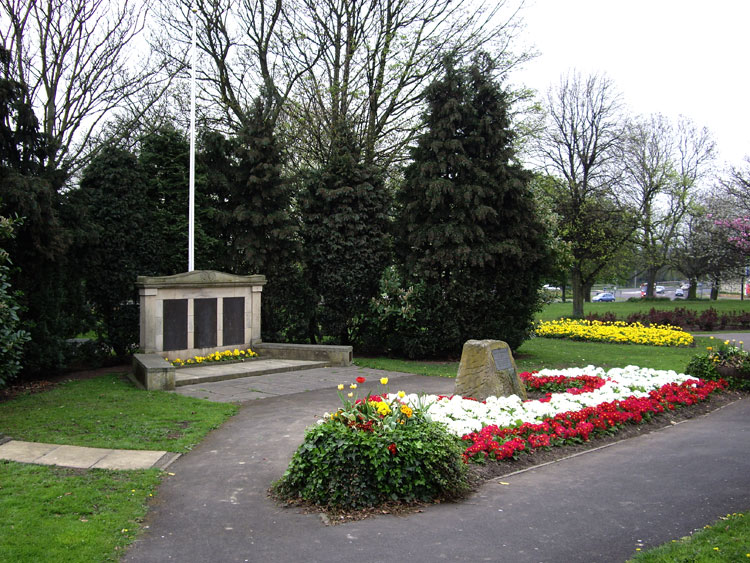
[122,372,750,563]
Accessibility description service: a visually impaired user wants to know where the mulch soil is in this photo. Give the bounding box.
[0,364,131,403]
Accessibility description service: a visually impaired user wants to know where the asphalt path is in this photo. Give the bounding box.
[123,373,750,563]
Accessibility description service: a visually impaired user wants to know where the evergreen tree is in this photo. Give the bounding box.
[139,125,221,274]
[397,54,549,353]
[72,146,160,356]
[301,125,391,343]
[199,99,312,341]
[0,46,77,375]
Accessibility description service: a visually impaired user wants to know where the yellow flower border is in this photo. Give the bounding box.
[536,318,693,347]
[172,348,258,367]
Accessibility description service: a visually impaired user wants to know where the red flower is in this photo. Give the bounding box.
[356,376,366,384]
[388,443,398,455]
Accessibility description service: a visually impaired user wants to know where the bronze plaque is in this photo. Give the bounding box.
[163,299,188,351]
[492,347,513,372]
[194,298,217,349]
[223,297,245,346]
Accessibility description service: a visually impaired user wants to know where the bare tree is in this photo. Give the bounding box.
[622,114,715,296]
[155,0,530,166]
[534,71,632,317]
[293,0,529,166]
[0,0,170,177]
[720,156,750,215]
[154,0,324,132]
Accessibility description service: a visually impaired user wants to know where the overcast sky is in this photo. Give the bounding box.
[511,0,749,167]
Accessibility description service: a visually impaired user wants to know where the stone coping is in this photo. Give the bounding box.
[136,270,266,289]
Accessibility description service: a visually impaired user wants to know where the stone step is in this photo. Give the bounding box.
[174,359,330,387]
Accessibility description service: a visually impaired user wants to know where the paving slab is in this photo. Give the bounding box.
[174,360,329,387]
[92,449,174,470]
[0,439,176,470]
[0,440,58,463]
[35,444,111,468]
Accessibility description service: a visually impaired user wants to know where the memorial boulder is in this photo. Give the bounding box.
[454,340,527,401]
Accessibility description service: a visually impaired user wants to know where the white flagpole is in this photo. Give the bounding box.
[188,4,197,272]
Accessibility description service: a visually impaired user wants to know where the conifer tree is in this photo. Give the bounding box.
[397,54,549,353]
[0,46,75,375]
[302,125,391,343]
[73,146,160,356]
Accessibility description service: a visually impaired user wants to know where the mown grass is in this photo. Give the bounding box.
[0,461,162,562]
[539,299,750,322]
[354,336,711,377]
[0,373,237,452]
[0,371,237,562]
[627,512,750,562]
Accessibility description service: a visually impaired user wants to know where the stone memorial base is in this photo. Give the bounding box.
[137,270,266,361]
[454,339,527,401]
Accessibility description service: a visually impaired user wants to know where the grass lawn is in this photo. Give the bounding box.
[354,336,710,377]
[0,372,237,562]
[539,299,750,322]
[627,512,750,562]
[0,374,237,452]
[0,462,161,562]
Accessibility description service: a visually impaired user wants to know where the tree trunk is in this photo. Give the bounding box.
[688,277,697,299]
[646,267,658,298]
[572,267,585,318]
[583,280,594,303]
[710,279,719,300]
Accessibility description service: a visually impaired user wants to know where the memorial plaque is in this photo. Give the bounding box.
[223,297,245,346]
[163,299,188,351]
[194,298,217,349]
[492,347,513,372]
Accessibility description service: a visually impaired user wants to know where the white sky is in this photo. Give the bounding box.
[511,0,750,167]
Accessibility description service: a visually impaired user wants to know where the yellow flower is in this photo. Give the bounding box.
[397,390,405,398]
[380,377,389,385]
[347,392,353,398]
[350,383,357,389]
[400,404,413,418]
[337,384,344,390]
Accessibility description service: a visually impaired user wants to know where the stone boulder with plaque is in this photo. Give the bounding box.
[454,339,527,401]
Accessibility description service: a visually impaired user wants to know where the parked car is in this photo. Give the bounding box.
[675,287,684,297]
[542,284,561,291]
[592,292,615,302]
[655,285,665,294]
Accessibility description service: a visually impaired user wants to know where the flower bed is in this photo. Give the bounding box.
[536,318,693,347]
[171,348,258,367]
[380,366,725,462]
[276,366,726,510]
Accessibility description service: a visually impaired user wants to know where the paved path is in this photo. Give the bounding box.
[172,364,418,402]
[123,371,750,563]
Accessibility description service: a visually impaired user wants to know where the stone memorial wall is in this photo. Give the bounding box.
[137,271,266,361]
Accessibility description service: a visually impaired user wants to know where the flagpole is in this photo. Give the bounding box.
[188,4,196,272]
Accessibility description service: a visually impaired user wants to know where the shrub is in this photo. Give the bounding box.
[588,307,750,332]
[272,417,469,509]
[686,338,750,391]
[0,215,30,387]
